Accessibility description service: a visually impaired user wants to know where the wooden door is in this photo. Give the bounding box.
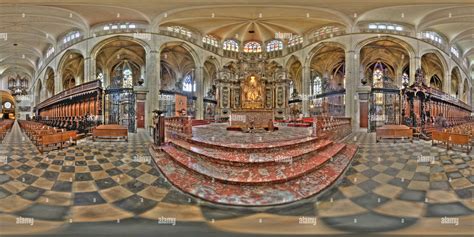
[137,102,145,128]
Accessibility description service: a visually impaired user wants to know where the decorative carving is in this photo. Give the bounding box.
[242,75,264,109]
[215,53,291,117]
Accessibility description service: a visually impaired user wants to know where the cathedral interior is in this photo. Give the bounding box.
[0,1,473,236]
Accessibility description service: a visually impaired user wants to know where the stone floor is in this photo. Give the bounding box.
[0,121,473,236]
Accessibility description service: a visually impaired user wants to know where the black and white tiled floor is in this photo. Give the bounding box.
[0,121,473,236]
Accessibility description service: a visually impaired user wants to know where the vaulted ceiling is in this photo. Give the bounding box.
[0,0,473,79]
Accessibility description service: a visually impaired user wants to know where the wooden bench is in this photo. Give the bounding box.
[447,133,471,154]
[38,133,63,154]
[92,125,128,141]
[376,125,413,142]
[432,131,471,154]
[432,131,450,149]
[61,131,78,148]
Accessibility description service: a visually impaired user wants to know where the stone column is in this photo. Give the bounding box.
[445,72,451,95]
[195,66,204,119]
[145,50,160,128]
[301,66,310,116]
[84,57,96,82]
[409,56,421,85]
[345,50,358,129]
[54,73,62,95]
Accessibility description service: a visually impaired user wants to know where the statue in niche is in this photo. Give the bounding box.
[244,76,262,102]
[322,76,329,92]
[175,78,183,91]
[291,88,299,98]
[206,85,216,99]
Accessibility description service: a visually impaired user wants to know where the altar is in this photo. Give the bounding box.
[215,53,291,121]
[228,109,274,130]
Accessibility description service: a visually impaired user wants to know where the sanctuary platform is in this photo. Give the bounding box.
[150,123,357,206]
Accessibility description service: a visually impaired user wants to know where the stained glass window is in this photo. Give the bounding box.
[243,41,262,53]
[450,46,460,58]
[422,31,443,44]
[266,40,283,52]
[123,69,133,88]
[368,23,403,31]
[63,31,80,44]
[182,74,195,92]
[223,39,239,52]
[167,26,192,38]
[288,35,303,47]
[312,76,322,95]
[202,35,219,47]
[372,62,384,88]
[46,46,55,58]
[313,26,340,37]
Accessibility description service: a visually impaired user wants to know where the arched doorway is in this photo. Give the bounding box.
[95,38,147,132]
[359,38,410,131]
[309,43,346,117]
[159,43,196,117]
[59,51,84,91]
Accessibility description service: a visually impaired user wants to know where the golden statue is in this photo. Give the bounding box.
[244,76,261,101]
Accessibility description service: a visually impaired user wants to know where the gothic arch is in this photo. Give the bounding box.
[58,50,84,91]
[286,55,302,94]
[160,42,197,91]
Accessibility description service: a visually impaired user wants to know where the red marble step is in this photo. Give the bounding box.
[168,137,333,165]
[150,144,358,206]
[161,142,345,184]
[186,136,318,151]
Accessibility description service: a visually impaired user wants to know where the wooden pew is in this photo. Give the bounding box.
[92,125,128,141]
[38,133,63,154]
[432,130,472,154]
[61,131,78,148]
[432,131,450,149]
[447,133,471,154]
[376,125,413,143]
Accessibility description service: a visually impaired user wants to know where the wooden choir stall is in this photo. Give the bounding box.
[36,80,102,135]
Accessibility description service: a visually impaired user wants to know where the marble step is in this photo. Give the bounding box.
[161,142,346,184]
[184,136,318,152]
[151,144,358,206]
[168,137,333,165]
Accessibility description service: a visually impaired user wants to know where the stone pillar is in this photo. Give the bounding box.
[84,57,96,82]
[410,56,421,85]
[54,73,62,95]
[301,66,310,116]
[145,50,160,129]
[345,50,358,129]
[195,66,204,119]
[445,72,451,95]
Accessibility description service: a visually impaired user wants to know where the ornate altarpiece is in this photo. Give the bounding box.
[215,53,291,120]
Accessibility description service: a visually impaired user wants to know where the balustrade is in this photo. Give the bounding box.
[164,116,193,138]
